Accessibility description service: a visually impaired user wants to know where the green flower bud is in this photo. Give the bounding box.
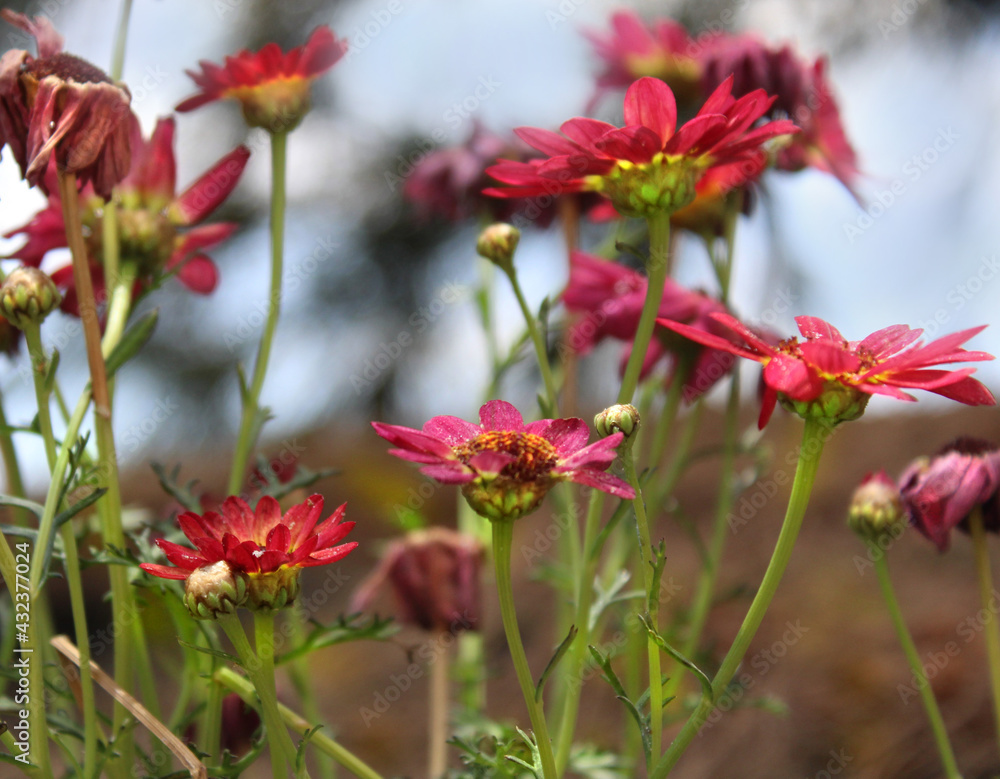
[594,404,641,441]
[245,566,302,610]
[476,223,520,273]
[184,561,248,619]
[848,471,906,545]
[0,267,61,329]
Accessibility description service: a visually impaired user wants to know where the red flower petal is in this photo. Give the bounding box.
[172,145,250,225]
[478,400,525,431]
[623,77,677,146]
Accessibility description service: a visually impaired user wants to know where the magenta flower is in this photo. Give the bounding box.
[659,314,996,428]
[563,251,735,401]
[372,400,635,522]
[899,438,1000,551]
[485,76,797,219]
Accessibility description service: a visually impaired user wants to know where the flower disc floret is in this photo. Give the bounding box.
[372,400,635,522]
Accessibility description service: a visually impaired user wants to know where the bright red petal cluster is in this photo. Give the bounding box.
[485,76,797,218]
[372,400,634,521]
[140,494,356,581]
[660,314,996,428]
[176,26,347,132]
[5,116,249,314]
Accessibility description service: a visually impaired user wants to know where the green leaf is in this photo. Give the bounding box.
[0,494,44,519]
[535,625,577,702]
[276,614,397,665]
[105,309,158,377]
[42,348,60,394]
[639,614,713,703]
[589,570,642,633]
[587,645,650,765]
[150,462,203,513]
[176,640,239,665]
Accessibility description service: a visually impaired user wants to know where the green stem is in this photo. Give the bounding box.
[969,508,1000,754]
[0,389,28,526]
[286,609,335,779]
[620,443,662,763]
[215,666,386,779]
[228,130,287,496]
[25,322,100,777]
[646,367,686,472]
[501,265,559,415]
[200,667,225,764]
[617,212,671,405]
[109,0,133,80]
[101,261,137,358]
[662,370,740,706]
[492,520,557,779]
[652,417,828,778]
[0,724,41,778]
[218,611,303,778]
[872,546,962,778]
[553,490,606,775]
[428,634,450,778]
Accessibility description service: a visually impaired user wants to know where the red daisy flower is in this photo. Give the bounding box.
[5,115,249,315]
[899,438,1000,551]
[563,251,736,402]
[372,400,635,522]
[0,10,133,197]
[140,493,357,610]
[484,76,797,218]
[176,26,347,132]
[659,314,996,428]
[351,527,484,633]
[701,35,860,197]
[583,11,705,111]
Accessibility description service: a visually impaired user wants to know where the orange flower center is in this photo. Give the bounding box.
[454,431,559,482]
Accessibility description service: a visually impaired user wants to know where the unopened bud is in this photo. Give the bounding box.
[476,223,520,273]
[848,471,905,544]
[0,267,61,329]
[184,561,248,619]
[594,404,641,441]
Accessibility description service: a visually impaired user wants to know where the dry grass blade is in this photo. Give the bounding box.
[50,634,207,779]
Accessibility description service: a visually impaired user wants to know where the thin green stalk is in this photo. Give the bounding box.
[0,388,29,525]
[872,545,962,778]
[218,611,303,778]
[553,490,606,775]
[492,519,557,779]
[0,723,41,778]
[199,668,225,764]
[24,322,101,779]
[662,369,740,706]
[645,366,686,472]
[500,264,559,415]
[619,442,662,763]
[286,610,334,779]
[969,508,1000,753]
[652,417,828,778]
[428,634,450,778]
[228,130,288,495]
[109,0,133,81]
[101,261,137,357]
[215,665,386,779]
[617,212,671,405]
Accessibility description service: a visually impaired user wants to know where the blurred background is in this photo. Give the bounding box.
[2,0,1000,776]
